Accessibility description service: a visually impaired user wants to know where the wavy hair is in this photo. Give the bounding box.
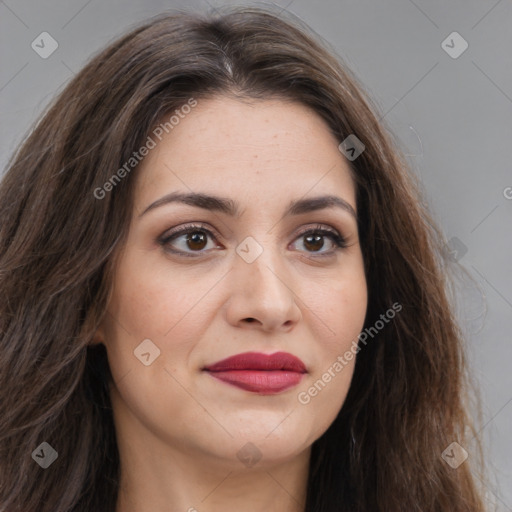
[0,6,489,511]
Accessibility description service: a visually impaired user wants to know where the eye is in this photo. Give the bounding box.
[158,222,348,258]
[158,223,220,258]
[291,224,347,257]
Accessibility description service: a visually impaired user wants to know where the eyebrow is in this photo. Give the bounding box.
[139,192,357,220]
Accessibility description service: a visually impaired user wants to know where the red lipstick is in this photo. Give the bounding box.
[202,351,307,394]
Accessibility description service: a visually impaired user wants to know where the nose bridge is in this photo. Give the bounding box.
[236,233,288,293]
[227,232,301,329]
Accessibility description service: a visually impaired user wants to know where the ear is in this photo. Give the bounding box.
[89,322,106,346]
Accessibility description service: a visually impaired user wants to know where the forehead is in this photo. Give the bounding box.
[134,96,356,214]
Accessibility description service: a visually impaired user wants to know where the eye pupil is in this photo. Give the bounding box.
[304,234,324,252]
[187,231,207,250]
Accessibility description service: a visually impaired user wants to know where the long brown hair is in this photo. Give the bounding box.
[0,6,489,511]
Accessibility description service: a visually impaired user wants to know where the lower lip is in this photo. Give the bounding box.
[204,370,305,394]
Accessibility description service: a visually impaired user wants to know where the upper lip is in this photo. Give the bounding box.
[202,351,307,373]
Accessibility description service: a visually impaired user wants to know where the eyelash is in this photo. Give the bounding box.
[158,222,348,259]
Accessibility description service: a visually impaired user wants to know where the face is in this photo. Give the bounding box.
[97,96,367,470]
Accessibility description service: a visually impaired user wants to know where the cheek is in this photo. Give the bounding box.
[103,261,216,437]
[305,258,367,347]
[102,257,207,383]
[108,250,222,341]
[324,268,367,381]
[294,263,366,436]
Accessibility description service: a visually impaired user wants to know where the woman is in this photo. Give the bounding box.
[0,6,489,512]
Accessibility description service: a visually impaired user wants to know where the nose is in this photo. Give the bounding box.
[224,243,303,332]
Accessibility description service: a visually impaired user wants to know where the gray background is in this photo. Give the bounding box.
[1,0,511,508]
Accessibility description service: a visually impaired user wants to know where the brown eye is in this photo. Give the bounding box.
[159,224,219,257]
[303,233,325,252]
[291,226,347,257]
[185,231,208,251]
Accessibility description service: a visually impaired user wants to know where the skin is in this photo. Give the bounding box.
[94,96,368,512]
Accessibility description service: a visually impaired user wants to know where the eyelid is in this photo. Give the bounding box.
[158,222,219,243]
[295,223,340,238]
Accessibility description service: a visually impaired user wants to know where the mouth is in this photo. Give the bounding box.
[202,351,307,395]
